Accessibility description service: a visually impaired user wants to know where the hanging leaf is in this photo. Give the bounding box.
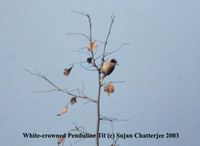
[104,83,115,96]
[57,106,68,116]
[70,97,77,105]
[57,136,65,145]
[87,41,97,52]
[87,57,93,64]
[63,65,73,76]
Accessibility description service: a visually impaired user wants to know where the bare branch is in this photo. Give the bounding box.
[25,69,96,103]
[33,89,59,93]
[99,115,128,146]
[66,33,90,41]
[71,122,85,132]
[95,42,129,61]
[70,10,92,43]
[70,10,100,73]
[100,115,130,122]
[102,15,115,62]
[94,39,105,44]
[70,46,89,55]
[68,122,96,143]
[102,80,126,86]
[68,60,85,67]
[71,9,89,18]
[66,33,104,46]
[80,81,86,95]
[80,62,98,72]
[104,43,129,57]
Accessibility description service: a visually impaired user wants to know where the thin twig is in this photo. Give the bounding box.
[100,115,130,122]
[104,43,129,57]
[102,15,115,62]
[33,89,60,93]
[68,122,94,143]
[66,33,90,41]
[68,60,85,66]
[80,62,98,72]
[102,80,126,86]
[71,46,89,54]
[25,69,96,103]
[95,43,129,61]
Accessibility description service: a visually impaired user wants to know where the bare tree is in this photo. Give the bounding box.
[26,11,128,146]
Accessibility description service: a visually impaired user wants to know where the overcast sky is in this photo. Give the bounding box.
[0,0,200,146]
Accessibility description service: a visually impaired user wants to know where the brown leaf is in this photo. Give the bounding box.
[87,42,97,52]
[63,66,73,76]
[57,136,65,145]
[104,83,115,96]
[57,106,68,116]
[70,97,77,105]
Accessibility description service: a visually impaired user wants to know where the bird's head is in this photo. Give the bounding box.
[110,59,118,65]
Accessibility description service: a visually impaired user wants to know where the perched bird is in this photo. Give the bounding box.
[101,59,118,81]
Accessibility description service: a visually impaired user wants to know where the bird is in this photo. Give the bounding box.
[101,59,118,82]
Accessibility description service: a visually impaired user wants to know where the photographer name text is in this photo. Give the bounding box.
[23,132,179,139]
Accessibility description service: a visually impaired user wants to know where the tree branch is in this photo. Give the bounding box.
[102,80,126,86]
[95,42,129,61]
[102,15,115,62]
[100,115,130,122]
[25,69,96,103]
[66,32,90,41]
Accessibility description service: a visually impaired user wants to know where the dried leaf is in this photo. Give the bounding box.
[63,66,73,76]
[87,57,93,64]
[87,42,96,52]
[57,106,68,116]
[104,83,115,96]
[70,97,77,105]
[57,136,65,145]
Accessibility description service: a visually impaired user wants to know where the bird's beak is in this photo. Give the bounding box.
[116,63,119,66]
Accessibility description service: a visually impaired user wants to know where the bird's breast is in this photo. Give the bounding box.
[101,62,115,76]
